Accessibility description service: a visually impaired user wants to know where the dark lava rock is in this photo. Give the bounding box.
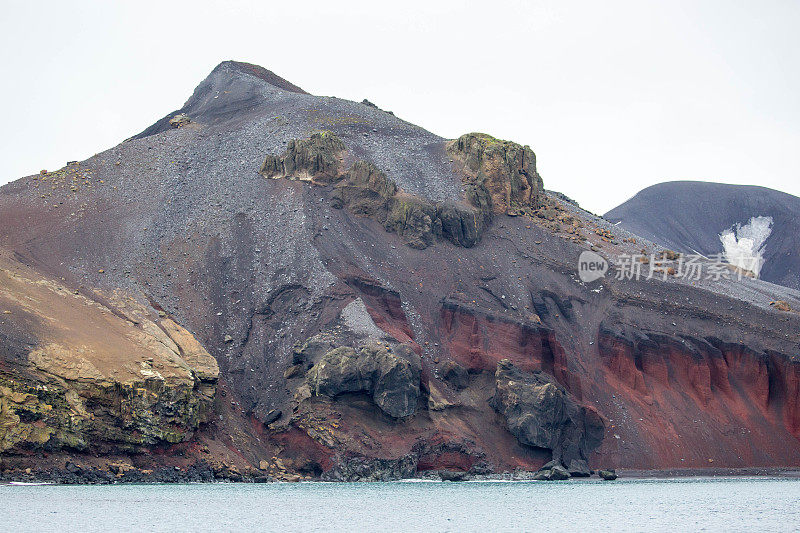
[293,336,334,366]
[441,360,469,390]
[566,458,592,477]
[322,455,417,482]
[447,132,544,215]
[598,469,618,481]
[260,131,345,184]
[533,461,571,481]
[263,409,282,425]
[490,359,604,466]
[306,343,421,418]
[439,470,468,481]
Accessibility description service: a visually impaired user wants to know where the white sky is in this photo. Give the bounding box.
[1,0,798,214]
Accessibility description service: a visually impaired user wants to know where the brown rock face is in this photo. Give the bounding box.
[448,133,544,215]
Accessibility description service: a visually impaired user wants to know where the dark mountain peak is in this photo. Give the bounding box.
[606,180,800,289]
[132,60,309,139]
[212,60,308,95]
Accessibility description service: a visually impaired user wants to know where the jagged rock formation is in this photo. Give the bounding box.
[306,344,421,418]
[490,360,604,466]
[447,133,544,215]
[260,131,346,184]
[265,132,490,248]
[1,61,800,482]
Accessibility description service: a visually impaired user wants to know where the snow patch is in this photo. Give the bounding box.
[719,216,773,277]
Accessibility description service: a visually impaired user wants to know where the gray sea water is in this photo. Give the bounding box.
[1,477,799,532]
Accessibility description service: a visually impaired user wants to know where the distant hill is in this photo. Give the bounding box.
[605,181,800,290]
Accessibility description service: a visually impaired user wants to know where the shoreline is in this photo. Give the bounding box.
[3,466,800,486]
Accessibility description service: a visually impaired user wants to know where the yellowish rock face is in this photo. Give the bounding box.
[0,251,218,453]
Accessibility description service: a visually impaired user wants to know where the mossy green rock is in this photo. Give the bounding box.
[448,133,544,215]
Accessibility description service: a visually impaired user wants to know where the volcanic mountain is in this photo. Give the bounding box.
[605,181,800,290]
[1,61,799,482]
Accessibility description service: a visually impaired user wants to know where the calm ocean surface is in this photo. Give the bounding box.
[1,477,799,532]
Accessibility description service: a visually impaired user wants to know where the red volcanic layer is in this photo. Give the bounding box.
[438,300,582,397]
[596,327,800,468]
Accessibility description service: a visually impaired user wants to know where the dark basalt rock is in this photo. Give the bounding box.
[441,360,470,390]
[439,469,468,481]
[306,344,421,418]
[293,335,335,366]
[533,460,572,481]
[566,458,592,477]
[263,409,282,425]
[598,469,618,481]
[321,454,417,482]
[490,359,604,466]
[331,160,397,218]
[260,131,346,183]
[265,133,490,249]
[448,132,544,215]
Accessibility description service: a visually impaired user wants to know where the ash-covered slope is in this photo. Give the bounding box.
[605,181,800,290]
[1,62,800,482]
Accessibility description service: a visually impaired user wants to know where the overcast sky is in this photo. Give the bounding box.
[1,0,798,214]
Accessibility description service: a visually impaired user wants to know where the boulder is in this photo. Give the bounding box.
[566,458,591,477]
[439,470,468,481]
[441,360,469,390]
[533,462,571,481]
[263,409,282,426]
[169,113,190,128]
[490,359,604,466]
[598,469,618,481]
[306,343,421,418]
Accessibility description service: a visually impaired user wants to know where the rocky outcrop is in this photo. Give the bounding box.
[169,113,190,128]
[490,359,604,465]
[321,454,417,481]
[0,256,218,454]
[331,160,397,218]
[260,131,346,184]
[263,133,490,248]
[440,361,469,390]
[448,132,544,215]
[306,344,421,418]
[598,469,618,480]
[332,162,486,248]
